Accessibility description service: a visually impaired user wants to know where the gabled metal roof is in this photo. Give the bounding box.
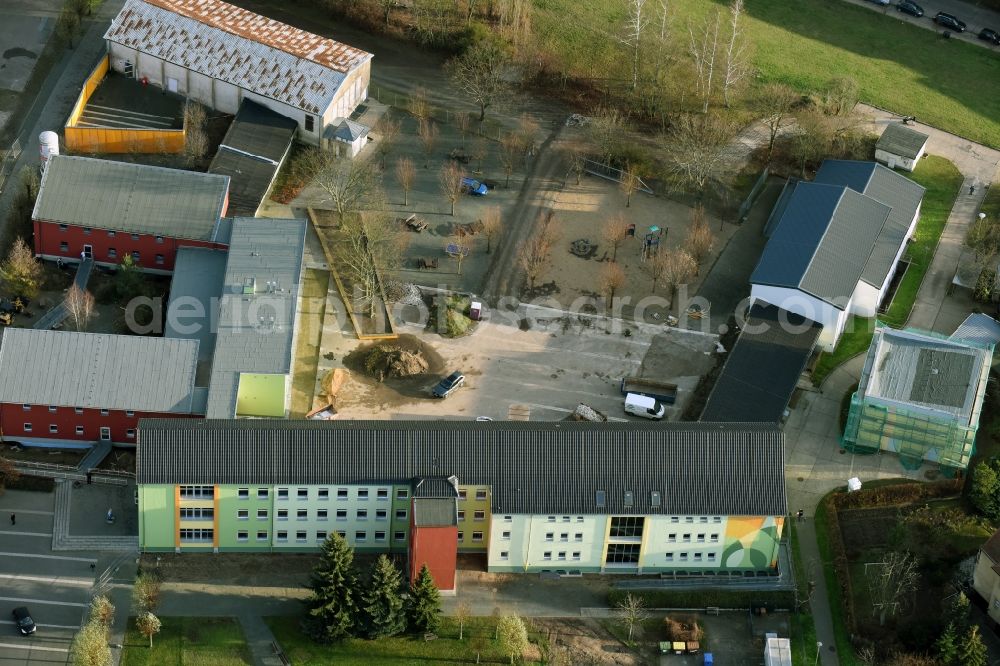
[700,302,822,423]
[105,0,372,115]
[815,160,925,288]
[876,123,929,160]
[951,313,1000,348]
[751,182,890,307]
[135,420,788,517]
[32,156,229,241]
[203,217,306,418]
[0,329,199,413]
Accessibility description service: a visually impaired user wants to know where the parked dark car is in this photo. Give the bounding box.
[896,1,923,17]
[12,607,36,635]
[934,12,966,32]
[460,177,488,196]
[431,371,465,398]
[979,28,1000,45]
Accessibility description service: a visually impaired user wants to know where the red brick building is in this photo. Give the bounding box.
[32,155,231,273]
[0,329,204,447]
[408,479,459,594]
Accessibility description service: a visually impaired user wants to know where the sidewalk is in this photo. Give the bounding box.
[796,517,839,666]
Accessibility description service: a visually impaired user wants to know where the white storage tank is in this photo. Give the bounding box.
[39,131,59,165]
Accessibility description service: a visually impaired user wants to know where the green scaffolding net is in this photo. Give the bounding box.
[839,326,992,474]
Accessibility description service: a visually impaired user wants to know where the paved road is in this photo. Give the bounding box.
[846,0,1000,49]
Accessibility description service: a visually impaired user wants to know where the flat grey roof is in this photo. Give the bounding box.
[33,155,230,241]
[876,123,929,160]
[700,302,822,423]
[204,217,307,418]
[136,420,787,517]
[164,247,228,361]
[0,329,199,413]
[815,160,925,288]
[751,182,890,306]
[952,313,1000,348]
[858,327,991,425]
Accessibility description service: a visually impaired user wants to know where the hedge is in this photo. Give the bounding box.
[607,587,795,610]
[2,475,55,492]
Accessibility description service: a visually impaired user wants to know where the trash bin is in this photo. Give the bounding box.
[470,301,482,321]
[703,653,714,665]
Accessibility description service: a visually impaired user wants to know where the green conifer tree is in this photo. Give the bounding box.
[934,621,959,666]
[303,533,358,642]
[957,625,987,666]
[406,564,441,633]
[360,555,407,639]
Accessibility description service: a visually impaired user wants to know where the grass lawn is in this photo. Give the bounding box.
[533,0,1000,147]
[267,615,547,665]
[811,156,964,385]
[982,184,1000,221]
[120,617,251,666]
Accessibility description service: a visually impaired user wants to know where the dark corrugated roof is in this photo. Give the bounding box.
[207,101,296,217]
[876,124,929,160]
[413,498,457,527]
[815,160,925,288]
[700,302,822,422]
[136,419,787,516]
[751,182,890,306]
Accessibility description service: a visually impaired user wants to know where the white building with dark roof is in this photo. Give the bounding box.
[750,160,925,351]
[104,0,373,146]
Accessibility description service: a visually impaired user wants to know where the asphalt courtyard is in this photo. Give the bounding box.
[0,489,98,666]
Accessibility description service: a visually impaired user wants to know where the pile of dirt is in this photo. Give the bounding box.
[361,344,429,382]
[664,615,703,642]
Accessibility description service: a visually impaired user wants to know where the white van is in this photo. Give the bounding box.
[624,393,665,420]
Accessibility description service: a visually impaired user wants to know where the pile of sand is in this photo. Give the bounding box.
[362,345,429,382]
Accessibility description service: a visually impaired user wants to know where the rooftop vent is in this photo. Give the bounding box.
[624,491,634,508]
[595,490,606,509]
[242,277,255,295]
[650,491,661,507]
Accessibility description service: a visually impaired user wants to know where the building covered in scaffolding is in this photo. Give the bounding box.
[842,325,992,471]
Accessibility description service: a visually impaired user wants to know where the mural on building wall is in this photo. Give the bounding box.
[721,516,783,569]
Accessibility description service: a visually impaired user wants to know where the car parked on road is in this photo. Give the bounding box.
[979,28,1000,45]
[869,0,890,5]
[12,607,36,635]
[933,12,966,32]
[431,371,465,398]
[896,1,923,17]
[460,177,488,196]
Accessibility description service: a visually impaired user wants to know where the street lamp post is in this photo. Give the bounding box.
[814,641,823,666]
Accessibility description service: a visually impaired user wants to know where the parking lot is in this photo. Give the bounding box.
[0,489,96,666]
[330,305,720,422]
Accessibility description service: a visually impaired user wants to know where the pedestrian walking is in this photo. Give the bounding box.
[796,509,804,522]
[9,513,14,526]
[970,184,976,195]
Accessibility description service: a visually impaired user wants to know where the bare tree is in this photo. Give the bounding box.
[602,213,630,262]
[454,601,472,640]
[377,0,395,26]
[447,232,473,275]
[657,248,698,300]
[89,596,115,630]
[755,83,801,163]
[616,592,649,641]
[620,0,650,91]
[621,163,641,208]
[455,111,471,148]
[599,262,627,312]
[336,211,408,319]
[471,137,489,174]
[446,41,513,122]
[482,206,503,254]
[791,110,833,177]
[866,551,919,626]
[566,147,586,186]
[0,456,21,493]
[0,237,43,298]
[515,114,539,165]
[183,101,209,166]
[967,217,1000,267]
[498,133,520,188]
[136,612,161,648]
[518,211,560,293]
[375,116,401,169]
[684,205,716,266]
[418,119,439,168]
[720,0,751,108]
[306,151,379,222]
[439,162,464,216]
[823,76,859,117]
[662,112,738,196]
[652,0,673,82]
[394,157,415,207]
[65,285,95,332]
[409,87,430,121]
[688,9,721,113]
[589,107,629,164]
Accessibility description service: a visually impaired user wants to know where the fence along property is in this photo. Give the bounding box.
[64,55,185,154]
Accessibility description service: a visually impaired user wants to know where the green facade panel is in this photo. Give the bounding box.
[139,485,174,551]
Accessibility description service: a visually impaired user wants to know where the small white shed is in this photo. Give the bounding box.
[326,119,370,158]
[875,123,929,172]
